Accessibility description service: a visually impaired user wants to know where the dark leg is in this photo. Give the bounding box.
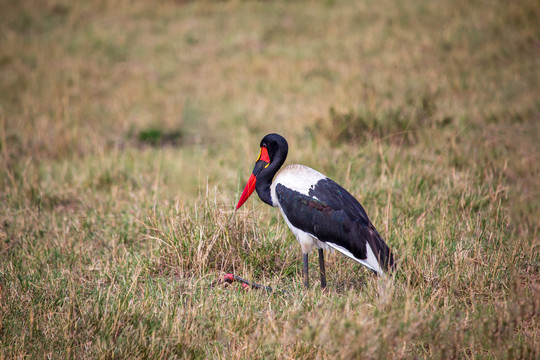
[318,249,327,289]
[303,253,309,289]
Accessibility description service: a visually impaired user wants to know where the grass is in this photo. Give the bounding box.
[0,0,538,358]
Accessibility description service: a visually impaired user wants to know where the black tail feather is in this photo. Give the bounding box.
[367,225,395,273]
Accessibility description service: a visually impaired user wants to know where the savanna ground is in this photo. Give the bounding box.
[0,0,539,358]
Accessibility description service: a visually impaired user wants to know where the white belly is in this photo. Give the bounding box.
[278,206,331,253]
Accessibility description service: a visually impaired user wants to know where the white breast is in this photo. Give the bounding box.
[269,164,327,206]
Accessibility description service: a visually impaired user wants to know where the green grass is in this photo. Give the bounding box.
[1,0,538,358]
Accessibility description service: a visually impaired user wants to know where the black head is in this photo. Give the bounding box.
[259,133,288,164]
[236,133,289,209]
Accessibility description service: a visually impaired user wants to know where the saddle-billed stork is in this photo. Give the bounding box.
[235,133,395,288]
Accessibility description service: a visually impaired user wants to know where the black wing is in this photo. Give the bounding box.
[275,178,394,271]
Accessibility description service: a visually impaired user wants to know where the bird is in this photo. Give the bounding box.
[235,133,395,289]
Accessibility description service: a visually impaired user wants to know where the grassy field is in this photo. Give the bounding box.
[1,0,538,358]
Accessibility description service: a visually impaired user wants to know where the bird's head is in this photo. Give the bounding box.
[235,133,288,210]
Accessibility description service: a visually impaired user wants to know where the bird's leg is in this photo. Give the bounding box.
[303,253,309,289]
[318,249,327,289]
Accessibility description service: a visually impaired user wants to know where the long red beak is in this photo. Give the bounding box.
[236,173,257,210]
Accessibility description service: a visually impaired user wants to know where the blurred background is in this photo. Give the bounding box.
[1,0,537,200]
[0,0,538,358]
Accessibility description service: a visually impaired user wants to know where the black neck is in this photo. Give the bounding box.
[255,150,287,207]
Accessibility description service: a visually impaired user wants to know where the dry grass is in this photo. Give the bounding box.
[0,0,539,358]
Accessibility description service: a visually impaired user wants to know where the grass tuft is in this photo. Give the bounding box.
[137,128,183,147]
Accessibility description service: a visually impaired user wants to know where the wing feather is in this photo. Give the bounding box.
[275,178,394,272]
